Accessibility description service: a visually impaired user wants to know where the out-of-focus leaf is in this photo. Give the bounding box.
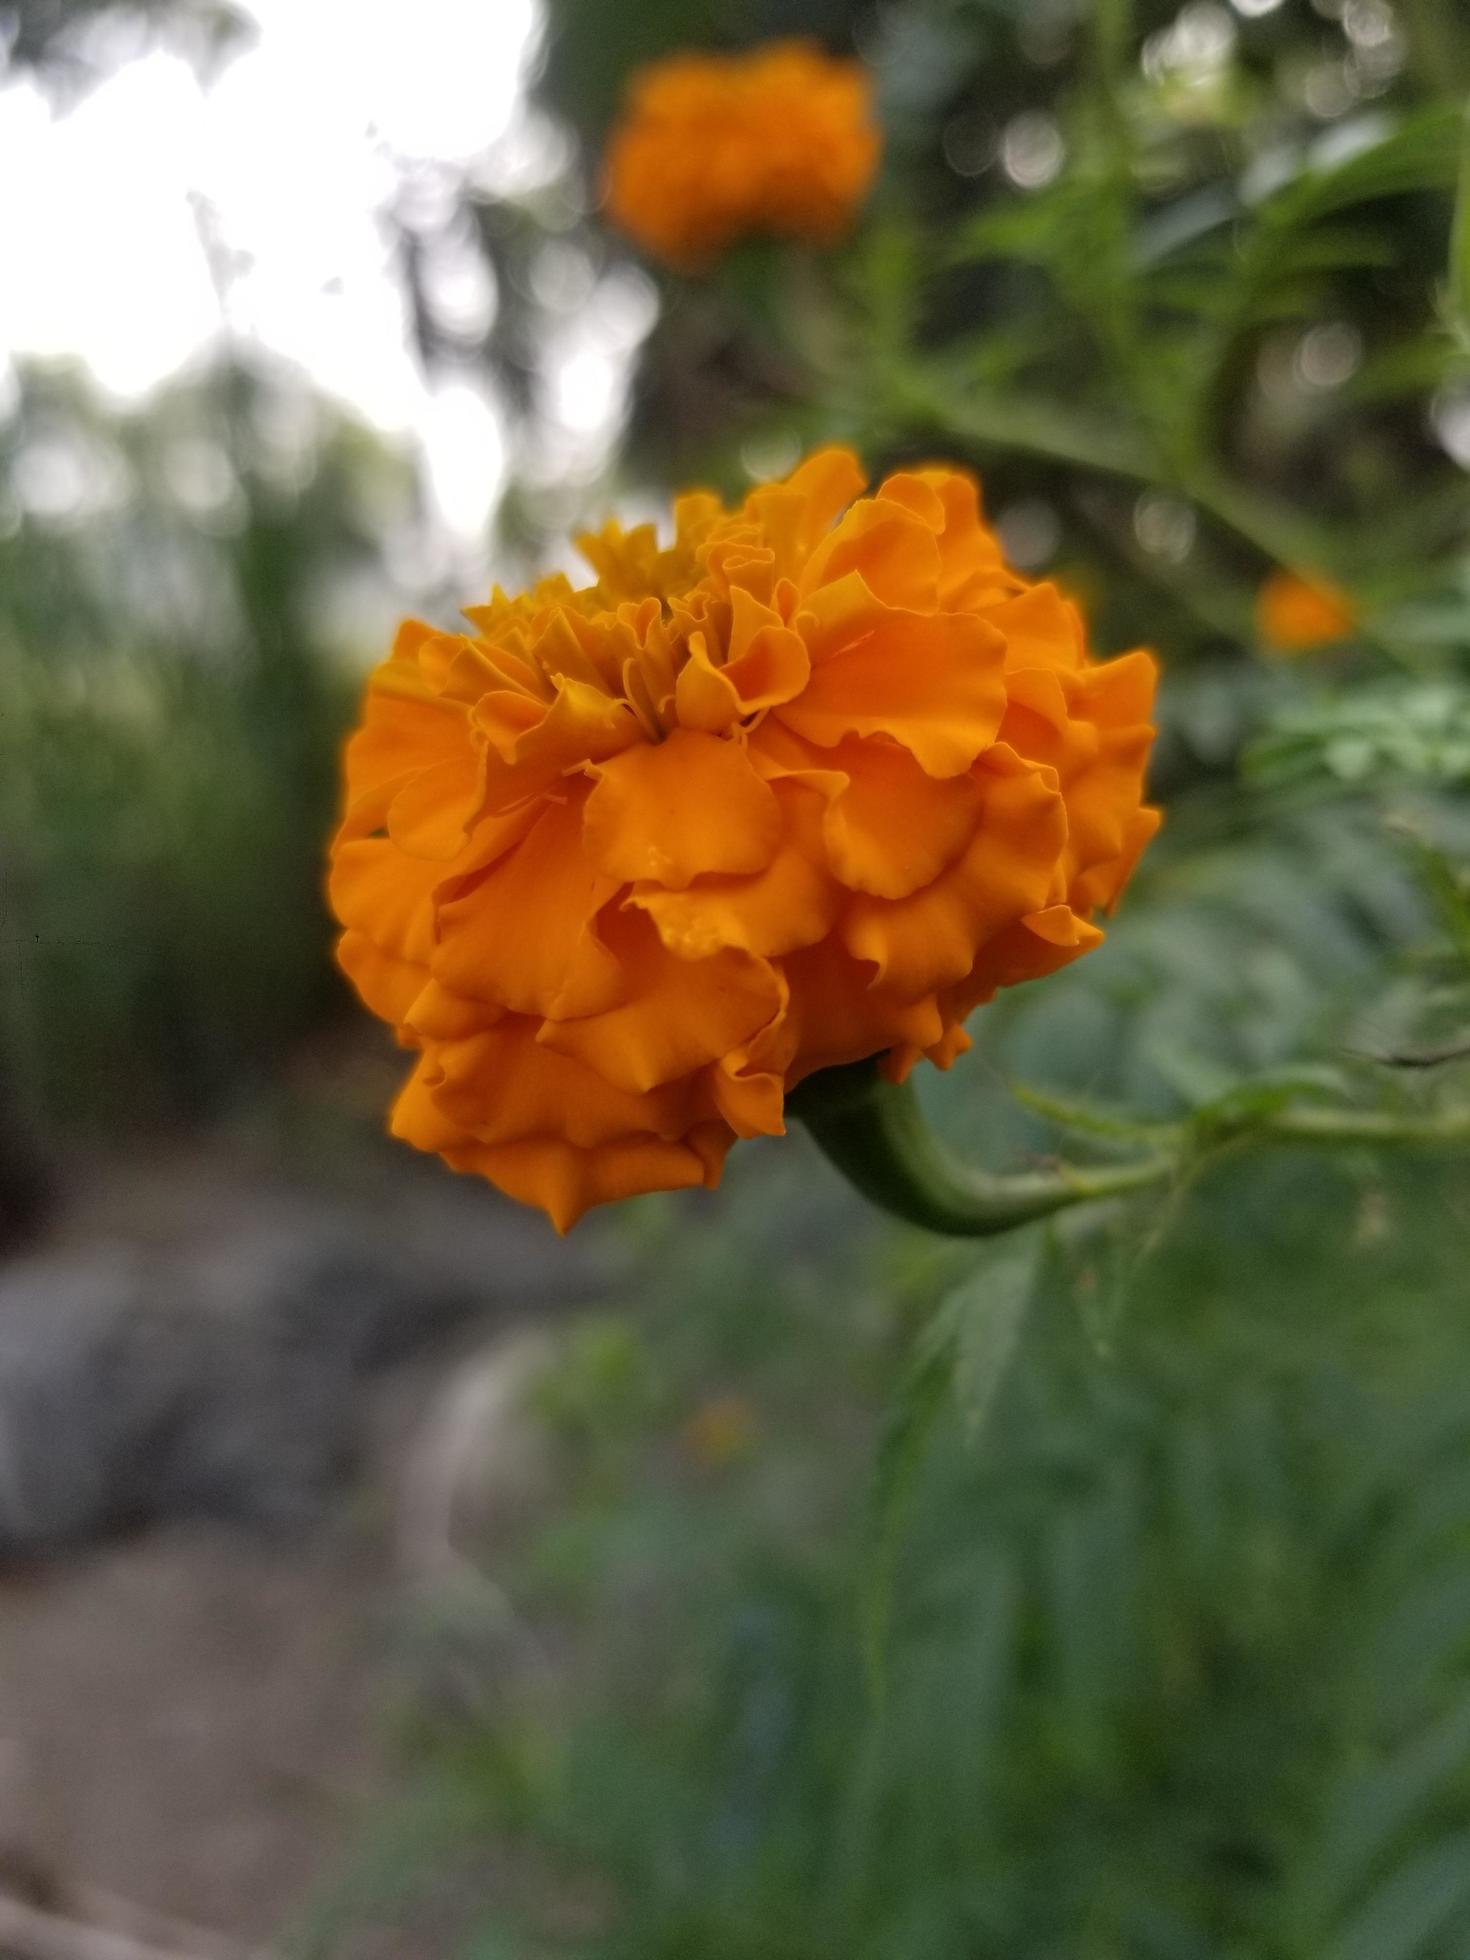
[863,1233,1043,1695]
[1249,685,1470,794]
[1261,109,1464,231]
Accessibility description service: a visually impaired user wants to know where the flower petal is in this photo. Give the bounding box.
[631,784,840,958]
[797,498,942,611]
[329,838,443,966]
[476,676,642,807]
[440,1128,730,1233]
[817,736,983,898]
[420,1018,693,1149]
[781,936,945,1078]
[385,753,485,860]
[433,791,624,1018]
[336,931,428,1028]
[538,907,781,1095]
[841,753,1067,997]
[583,728,781,890]
[777,608,1008,777]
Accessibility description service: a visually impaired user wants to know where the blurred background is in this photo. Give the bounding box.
[2,0,1470,1952]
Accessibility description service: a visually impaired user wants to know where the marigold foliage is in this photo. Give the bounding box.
[328,448,1159,1229]
[1255,570,1357,654]
[602,40,881,270]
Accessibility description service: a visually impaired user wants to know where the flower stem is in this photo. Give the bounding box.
[790,1057,1470,1239]
[788,1059,1175,1237]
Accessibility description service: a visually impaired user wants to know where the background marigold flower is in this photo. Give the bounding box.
[601,40,881,270]
[328,448,1160,1231]
[1255,569,1357,653]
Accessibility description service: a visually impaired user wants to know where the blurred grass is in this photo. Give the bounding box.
[296,1137,1470,1958]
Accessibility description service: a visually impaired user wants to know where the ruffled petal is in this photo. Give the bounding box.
[780,936,945,1079]
[336,931,429,1029]
[432,791,624,1018]
[328,838,444,967]
[420,1018,692,1149]
[816,736,983,898]
[583,728,782,890]
[776,608,1007,777]
[797,498,942,611]
[987,582,1086,674]
[841,753,1067,998]
[538,908,782,1095]
[439,1128,731,1234]
[386,753,485,860]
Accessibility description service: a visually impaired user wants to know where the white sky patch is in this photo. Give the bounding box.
[0,0,545,541]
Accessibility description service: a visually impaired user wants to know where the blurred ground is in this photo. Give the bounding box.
[0,1125,609,1952]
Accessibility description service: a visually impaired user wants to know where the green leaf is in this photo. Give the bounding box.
[1330,1832,1470,1960]
[1299,1700,1470,1924]
[1265,108,1464,232]
[862,1232,1044,1698]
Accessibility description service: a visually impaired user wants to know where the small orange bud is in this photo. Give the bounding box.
[1255,570,1357,654]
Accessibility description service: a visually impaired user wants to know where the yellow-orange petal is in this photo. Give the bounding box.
[816,736,983,899]
[939,904,1106,1028]
[422,1019,692,1150]
[433,791,624,1019]
[780,935,945,1078]
[798,498,943,613]
[583,728,782,891]
[328,837,444,967]
[538,908,781,1096]
[631,785,840,959]
[390,1055,475,1155]
[476,674,642,805]
[842,754,1067,997]
[402,979,503,1042]
[777,608,1008,777]
[672,634,743,734]
[909,468,1019,612]
[1069,804,1162,915]
[336,930,429,1029]
[986,582,1088,676]
[880,1019,974,1085]
[386,753,485,861]
[340,663,467,816]
[440,1128,731,1234]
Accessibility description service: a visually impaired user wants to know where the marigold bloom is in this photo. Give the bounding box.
[329,448,1159,1230]
[1256,570,1357,653]
[602,40,881,270]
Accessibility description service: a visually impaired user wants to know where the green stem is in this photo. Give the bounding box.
[1256,1104,1470,1149]
[790,1058,1470,1240]
[788,1059,1175,1237]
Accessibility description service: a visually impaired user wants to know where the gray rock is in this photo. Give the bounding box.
[0,1182,616,1556]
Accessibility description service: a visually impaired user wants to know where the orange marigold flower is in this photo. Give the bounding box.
[602,40,881,270]
[1255,570,1357,654]
[328,448,1160,1231]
